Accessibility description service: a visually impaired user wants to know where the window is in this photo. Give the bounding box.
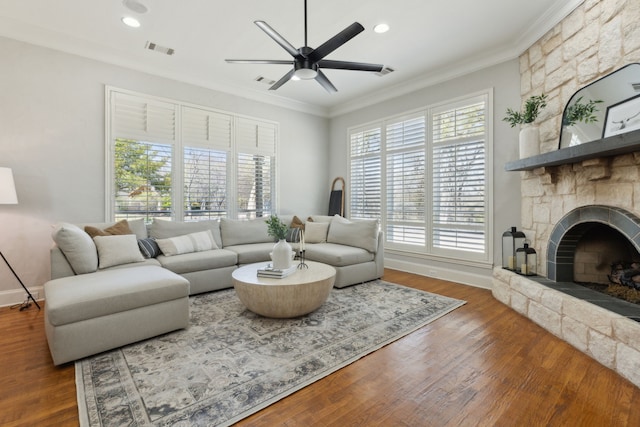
[106,88,278,222]
[349,126,381,219]
[386,114,426,247]
[432,99,486,254]
[348,92,491,263]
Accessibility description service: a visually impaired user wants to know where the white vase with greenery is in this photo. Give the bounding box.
[503,94,547,159]
[266,215,292,270]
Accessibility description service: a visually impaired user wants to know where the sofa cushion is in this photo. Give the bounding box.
[305,243,374,267]
[220,218,272,246]
[224,242,274,264]
[84,219,133,239]
[150,219,222,248]
[94,235,145,269]
[44,266,190,326]
[157,249,238,274]
[327,215,379,253]
[156,230,218,256]
[51,223,98,274]
[305,221,329,243]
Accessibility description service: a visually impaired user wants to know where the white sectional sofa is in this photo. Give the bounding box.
[44,214,383,365]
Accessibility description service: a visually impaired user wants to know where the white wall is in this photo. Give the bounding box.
[0,36,328,303]
[328,60,523,287]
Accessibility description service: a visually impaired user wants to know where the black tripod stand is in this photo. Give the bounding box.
[1,251,40,310]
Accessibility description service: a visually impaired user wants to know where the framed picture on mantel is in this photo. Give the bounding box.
[603,94,640,138]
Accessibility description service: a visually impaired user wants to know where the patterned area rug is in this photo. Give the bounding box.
[76,280,465,426]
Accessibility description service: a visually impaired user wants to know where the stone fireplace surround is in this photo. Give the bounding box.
[492,0,640,390]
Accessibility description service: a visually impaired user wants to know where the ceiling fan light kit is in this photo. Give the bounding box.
[225,0,383,93]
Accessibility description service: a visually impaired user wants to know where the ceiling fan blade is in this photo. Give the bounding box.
[315,70,338,93]
[254,21,301,58]
[269,69,296,91]
[318,60,383,72]
[225,59,294,65]
[307,22,365,62]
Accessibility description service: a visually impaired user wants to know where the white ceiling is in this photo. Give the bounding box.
[0,0,582,116]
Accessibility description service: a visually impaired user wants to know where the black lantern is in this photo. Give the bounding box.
[502,226,525,271]
[516,242,537,276]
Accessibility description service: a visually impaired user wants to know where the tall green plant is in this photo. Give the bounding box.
[503,94,548,127]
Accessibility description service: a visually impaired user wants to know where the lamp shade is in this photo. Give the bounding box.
[0,167,18,204]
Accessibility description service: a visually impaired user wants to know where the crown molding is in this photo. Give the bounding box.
[328,0,585,117]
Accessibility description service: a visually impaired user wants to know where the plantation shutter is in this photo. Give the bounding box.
[385,114,426,247]
[112,92,177,144]
[235,117,277,219]
[431,96,487,254]
[350,126,382,220]
[182,106,233,150]
[110,91,176,222]
[181,106,231,220]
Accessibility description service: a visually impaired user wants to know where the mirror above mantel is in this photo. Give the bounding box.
[559,63,640,149]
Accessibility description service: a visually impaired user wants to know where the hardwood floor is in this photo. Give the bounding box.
[1,269,639,426]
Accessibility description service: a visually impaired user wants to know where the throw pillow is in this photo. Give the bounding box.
[291,215,305,230]
[327,215,379,253]
[305,221,329,243]
[156,230,218,256]
[307,215,334,223]
[84,219,133,239]
[93,234,144,269]
[137,237,161,258]
[285,227,300,243]
[51,223,99,274]
[149,219,222,248]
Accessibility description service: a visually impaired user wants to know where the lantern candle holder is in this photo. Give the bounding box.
[502,226,525,271]
[516,242,537,276]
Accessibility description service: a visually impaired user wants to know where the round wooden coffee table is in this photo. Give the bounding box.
[232,261,336,318]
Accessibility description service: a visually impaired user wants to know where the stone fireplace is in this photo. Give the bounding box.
[547,205,640,285]
[491,0,640,389]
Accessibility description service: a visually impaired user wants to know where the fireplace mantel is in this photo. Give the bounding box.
[505,129,640,171]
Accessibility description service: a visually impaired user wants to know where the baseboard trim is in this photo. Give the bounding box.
[0,286,44,308]
[385,259,492,290]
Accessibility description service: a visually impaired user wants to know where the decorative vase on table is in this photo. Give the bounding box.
[519,124,540,159]
[271,239,293,270]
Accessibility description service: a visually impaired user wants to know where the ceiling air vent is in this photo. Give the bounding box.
[632,82,640,91]
[375,66,394,77]
[145,41,175,56]
[255,76,276,85]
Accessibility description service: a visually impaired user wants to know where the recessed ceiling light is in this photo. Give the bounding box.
[374,23,389,34]
[122,16,141,28]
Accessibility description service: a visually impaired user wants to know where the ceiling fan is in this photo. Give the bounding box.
[225,0,384,93]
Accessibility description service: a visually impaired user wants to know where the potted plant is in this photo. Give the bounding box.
[503,94,547,158]
[266,215,292,269]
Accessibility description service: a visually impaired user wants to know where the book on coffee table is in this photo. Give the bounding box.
[257,264,297,278]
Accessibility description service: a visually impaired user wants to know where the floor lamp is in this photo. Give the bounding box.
[0,167,40,310]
